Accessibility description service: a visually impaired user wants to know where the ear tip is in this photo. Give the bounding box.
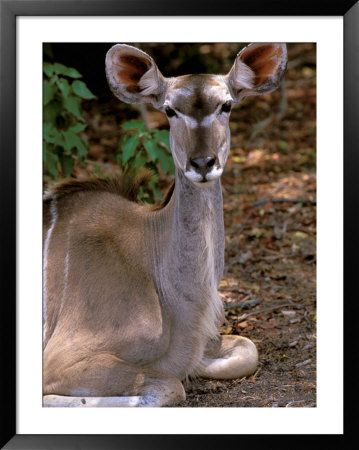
[106,43,138,56]
[244,42,287,50]
[106,44,155,66]
[277,44,288,65]
[278,43,288,56]
[106,44,121,64]
[105,44,138,69]
[239,42,288,65]
[106,43,129,57]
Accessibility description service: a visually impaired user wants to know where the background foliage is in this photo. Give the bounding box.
[43,61,95,178]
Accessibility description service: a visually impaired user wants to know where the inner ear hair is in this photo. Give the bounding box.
[138,64,160,96]
[105,44,166,106]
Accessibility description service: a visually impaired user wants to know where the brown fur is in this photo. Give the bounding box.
[117,54,151,92]
[44,169,176,212]
[44,171,156,205]
[239,43,286,87]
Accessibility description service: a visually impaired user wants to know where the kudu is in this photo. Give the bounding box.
[43,43,287,407]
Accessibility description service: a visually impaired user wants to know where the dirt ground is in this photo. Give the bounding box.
[45,43,316,408]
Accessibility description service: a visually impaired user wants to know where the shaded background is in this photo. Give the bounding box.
[45,42,250,94]
[43,42,317,407]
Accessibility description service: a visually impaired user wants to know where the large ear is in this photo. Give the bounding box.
[227,43,287,102]
[105,44,167,108]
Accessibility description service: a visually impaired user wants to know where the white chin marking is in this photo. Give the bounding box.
[184,169,203,183]
[184,167,223,185]
[206,167,223,181]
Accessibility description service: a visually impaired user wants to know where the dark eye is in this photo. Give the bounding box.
[165,106,177,118]
[220,101,232,114]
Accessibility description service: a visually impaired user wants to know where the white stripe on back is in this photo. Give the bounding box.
[43,198,58,344]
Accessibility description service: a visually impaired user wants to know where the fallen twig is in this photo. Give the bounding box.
[237,301,299,321]
[219,287,251,296]
[252,197,316,206]
[224,298,261,310]
[285,399,306,408]
[295,358,312,368]
[249,368,261,381]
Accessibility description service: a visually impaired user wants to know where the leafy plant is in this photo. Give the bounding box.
[43,61,96,178]
[116,119,175,203]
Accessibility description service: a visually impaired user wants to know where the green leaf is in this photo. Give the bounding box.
[62,130,88,159]
[53,62,70,76]
[152,129,170,149]
[62,130,78,151]
[71,80,96,99]
[122,120,146,132]
[45,61,82,78]
[68,122,87,133]
[278,140,288,151]
[63,67,82,78]
[138,185,153,204]
[44,144,59,178]
[149,179,163,200]
[133,152,147,170]
[43,123,65,147]
[59,154,74,177]
[43,62,54,77]
[56,78,71,98]
[43,141,48,163]
[63,95,85,121]
[157,147,175,174]
[43,123,57,141]
[43,81,57,105]
[121,135,139,164]
[143,139,159,162]
[43,100,63,123]
[94,165,102,177]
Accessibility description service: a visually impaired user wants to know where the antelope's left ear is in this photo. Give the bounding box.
[105,44,167,108]
[227,43,287,102]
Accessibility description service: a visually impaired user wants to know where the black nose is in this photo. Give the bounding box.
[190,157,216,176]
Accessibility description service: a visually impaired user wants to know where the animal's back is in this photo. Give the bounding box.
[43,179,169,382]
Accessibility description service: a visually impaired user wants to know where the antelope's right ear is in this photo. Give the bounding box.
[227,43,287,103]
[105,44,167,108]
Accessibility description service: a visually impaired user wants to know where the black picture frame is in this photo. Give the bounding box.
[1,0,357,448]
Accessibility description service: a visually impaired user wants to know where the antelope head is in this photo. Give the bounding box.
[105,43,287,185]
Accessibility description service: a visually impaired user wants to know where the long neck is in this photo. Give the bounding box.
[149,169,225,306]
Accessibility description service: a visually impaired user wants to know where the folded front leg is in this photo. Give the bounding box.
[197,335,258,379]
